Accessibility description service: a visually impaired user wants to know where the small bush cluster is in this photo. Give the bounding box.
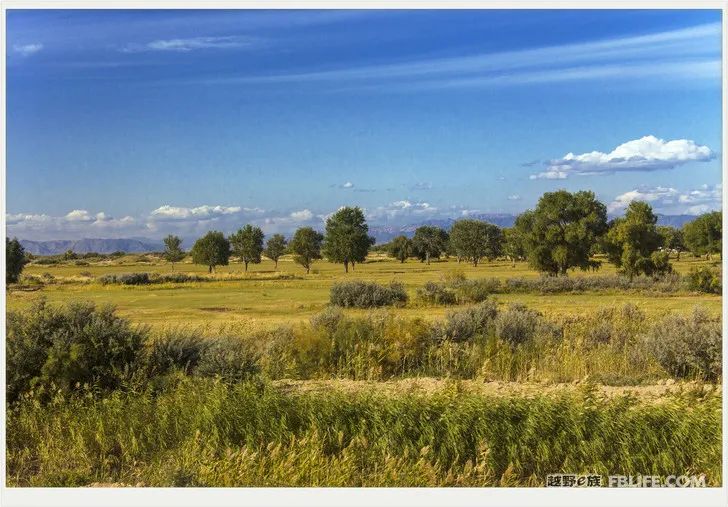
[433,301,498,342]
[686,267,721,294]
[643,308,721,381]
[330,281,408,308]
[98,272,205,285]
[495,303,548,346]
[503,274,685,294]
[416,281,457,305]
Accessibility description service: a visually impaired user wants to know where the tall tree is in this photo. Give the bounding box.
[683,211,722,259]
[322,207,374,273]
[387,235,412,263]
[230,224,265,272]
[450,219,504,267]
[503,227,527,266]
[265,234,288,269]
[603,201,668,280]
[516,190,608,276]
[163,234,185,271]
[290,227,323,274]
[657,226,686,261]
[411,226,449,265]
[190,231,230,273]
[6,237,28,283]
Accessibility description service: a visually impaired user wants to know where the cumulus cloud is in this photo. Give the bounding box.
[530,135,714,180]
[149,204,246,222]
[7,210,137,239]
[367,200,438,221]
[608,183,722,215]
[121,35,259,53]
[507,194,521,201]
[65,209,94,222]
[340,182,354,189]
[13,43,43,56]
[289,209,314,222]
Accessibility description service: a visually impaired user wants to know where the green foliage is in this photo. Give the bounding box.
[657,226,685,259]
[163,235,185,269]
[686,266,722,294]
[387,235,412,263]
[515,190,607,275]
[146,329,207,376]
[190,231,230,273]
[289,227,323,274]
[264,234,288,268]
[195,337,261,382]
[322,207,375,272]
[643,308,721,381]
[417,281,457,305]
[502,227,527,263]
[603,201,667,279]
[6,237,28,283]
[63,249,78,261]
[449,219,504,266]
[683,211,722,257]
[495,303,549,346]
[330,280,408,308]
[411,226,449,264]
[229,225,265,271]
[6,300,146,402]
[99,272,152,285]
[435,301,498,342]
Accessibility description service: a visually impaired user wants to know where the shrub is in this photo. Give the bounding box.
[585,303,646,347]
[6,300,146,402]
[330,281,408,308]
[435,301,498,342]
[157,273,205,283]
[643,308,721,381]
[454,278,500,303]
[417,281,457,305]
[310,306,344,332]
[495,303,545,346]
[99,272,151,285]
[74,260,89,266]
[686,267,721,294]
[196,337,261,382]
[146,329,207,375]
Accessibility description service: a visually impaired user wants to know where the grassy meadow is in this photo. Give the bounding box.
[6,251,723,486]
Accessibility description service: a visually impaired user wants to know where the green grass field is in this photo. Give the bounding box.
[9,253,721,328]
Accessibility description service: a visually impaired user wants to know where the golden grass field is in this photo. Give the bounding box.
[8,252,721,329]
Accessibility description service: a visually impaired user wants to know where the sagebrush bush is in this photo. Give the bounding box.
[585,303,646,347]
[417,281,457,305]
[196,337,261,382]
[157,273,205,283]
[454,278,500,303]
[643,308,722,381]
[146,329,207,375]
[686,266,721,294]
[6,299,146,401]
[99,272,151,285]
[503,273,684,294]
[435,301,498,342]
[310,306,344,332]
[330,281,408,308]
[495,303,546,346]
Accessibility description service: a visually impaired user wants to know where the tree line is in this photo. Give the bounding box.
[5,190,722,282]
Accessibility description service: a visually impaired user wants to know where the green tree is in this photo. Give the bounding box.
[603,201,668,280]
[190,231,230,273]
[683,211,722,259]
[411,226,449,265]
[503,227,527,266]
[264,234,288,269]
[162,234,185,271]
[449,219,503,267]
[6,237,28,284]
[229,224,265,272]
[290,227,323,274]
[387,235,412,263]
[322,207,374,272]
[516,190,607,276]
[657,226,686,261]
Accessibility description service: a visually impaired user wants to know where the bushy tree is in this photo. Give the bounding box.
[322,207,374,272]
[163,234,185,271]
[683,211,722,259]
[603,201,669,280]
[516,190,607,276]
[230,224,265,271]
[265,234,288,269]
[6,237,27,283]
[449,219,503,267]
[503,227,527,266]
[412,226,449,265]
[387,235,412,263]
[657,226,685,261]
[290,227,323,274]
[191,231,230,273]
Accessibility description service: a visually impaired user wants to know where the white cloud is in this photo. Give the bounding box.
[608,183,722,215]
[290,209,314,222]
[341,182,354,189]
[122,35,258,53]
[65,209,94,222]
[13,43,43,56]
[149,204,245,221]
[507,194,521,201]
[367,200,438,221]
[530,135,714,179]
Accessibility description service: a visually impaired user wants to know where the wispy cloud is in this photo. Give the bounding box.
[608,184,722,215]
[13,43,43,56]
[530,135,714,180]
[190,22,720,90]
[121,35,260,53]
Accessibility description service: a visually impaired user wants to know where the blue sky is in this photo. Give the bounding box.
[6,9,723,240]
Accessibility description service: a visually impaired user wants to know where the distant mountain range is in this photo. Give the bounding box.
[18,214,703,254]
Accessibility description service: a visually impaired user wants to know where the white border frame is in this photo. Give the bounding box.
[0,1,726,506]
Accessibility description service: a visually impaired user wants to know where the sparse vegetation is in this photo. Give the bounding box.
[330,280,408,308]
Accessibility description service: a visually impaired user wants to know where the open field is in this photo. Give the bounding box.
[9,254,721,328]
